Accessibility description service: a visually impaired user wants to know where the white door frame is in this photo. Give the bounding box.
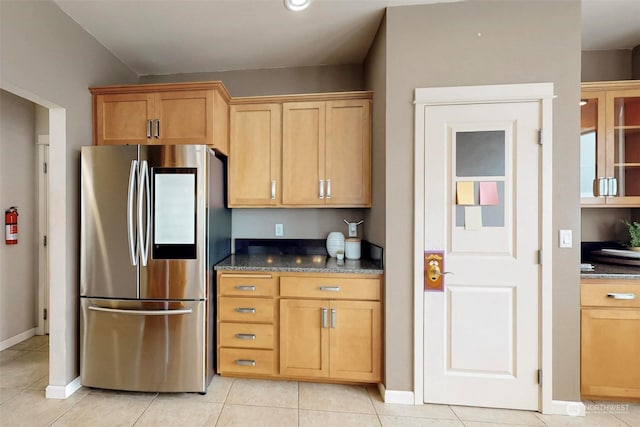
[413,83,554,414]
[36,135,49,335]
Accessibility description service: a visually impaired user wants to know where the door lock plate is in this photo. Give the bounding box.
[424,251,445,292]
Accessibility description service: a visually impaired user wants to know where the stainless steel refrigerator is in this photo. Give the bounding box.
[80,144,230,393]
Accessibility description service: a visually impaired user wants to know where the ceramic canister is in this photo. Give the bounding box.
[345,238,361,260]
[326,232,345,257]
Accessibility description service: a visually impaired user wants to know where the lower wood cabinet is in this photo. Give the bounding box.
[580,279,640,400]
[217,270,382,384]
[280,299,381,382]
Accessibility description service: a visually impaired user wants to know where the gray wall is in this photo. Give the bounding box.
[0,90,37,343]
[582,50,632,81]
[139,64,363,97]
[367,1,581,400]
[363,15,387,250]
[633,45,640,79]
[0,0,137,386]
[142,65,368,245]
[581,208,631,242]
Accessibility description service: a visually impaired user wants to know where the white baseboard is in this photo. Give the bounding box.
[378,383,415,405]
[0,328,36,351]
[549,400,585,417]
[46,377,82,399]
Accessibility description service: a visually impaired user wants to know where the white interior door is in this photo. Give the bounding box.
[422,101,541,410]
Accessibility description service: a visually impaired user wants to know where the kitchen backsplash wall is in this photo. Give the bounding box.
[581,208,632,242]
[231,208,366,252]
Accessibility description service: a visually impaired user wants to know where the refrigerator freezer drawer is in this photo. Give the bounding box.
[80,298,210,393]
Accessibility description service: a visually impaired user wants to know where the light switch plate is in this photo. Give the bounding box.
[559,229,572,248]
[275,223,284,237]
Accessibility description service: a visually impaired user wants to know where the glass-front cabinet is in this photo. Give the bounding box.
[581,82,640,207]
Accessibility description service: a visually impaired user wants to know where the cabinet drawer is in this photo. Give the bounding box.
[280,276,380,300]
[581,284,640,308]
[219,297,275,323]
[219,323,274,349]
[219,273,278,297]
[219,348,274,376]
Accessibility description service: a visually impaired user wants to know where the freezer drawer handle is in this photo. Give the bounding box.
[88,306,193,316]
[236,359,256,366]
[235,285,257,291]
[606,293,636,300]
[235,307,257,314]
[235,333,257,340]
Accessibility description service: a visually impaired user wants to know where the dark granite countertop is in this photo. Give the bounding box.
[580,262,640,280]
[215,254,383,275]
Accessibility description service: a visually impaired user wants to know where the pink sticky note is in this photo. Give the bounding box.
[480,181,499,206]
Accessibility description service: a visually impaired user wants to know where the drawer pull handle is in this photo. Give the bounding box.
[236,359,256,366]
[235,285,257,291]
[319,286,340,292]
[606,293,636,300]
[235,307,257,314]
[235,333,257,340]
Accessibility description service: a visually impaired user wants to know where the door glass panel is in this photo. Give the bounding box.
[613,96,640,197]
[580,98,598,197]
[455,130,506,228]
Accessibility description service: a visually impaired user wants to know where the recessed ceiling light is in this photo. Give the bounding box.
[284,0,311,12]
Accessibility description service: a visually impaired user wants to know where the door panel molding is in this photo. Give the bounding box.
[413,83,554,413]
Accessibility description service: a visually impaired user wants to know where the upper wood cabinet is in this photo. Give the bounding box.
[282,99,371,207]
[228,103,282,206]
[90,82,230,154]
[581,81,640,207]
[229,92,372,208]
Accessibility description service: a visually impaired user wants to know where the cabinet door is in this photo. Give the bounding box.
[580,92,607,205]
[94,93,153,145]
[155,90,214,145]
[605,89,640,205]
[280,299,329,378]
[282,102,325,206]
[329,300,381,382]
[581,308,640,399]
[325,100,371,207]
[228,104,281,206]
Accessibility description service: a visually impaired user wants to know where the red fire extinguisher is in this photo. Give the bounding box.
[5,207,18,245]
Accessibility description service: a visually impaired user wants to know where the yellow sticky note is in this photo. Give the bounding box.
[465,206,483,230]
[457,181,475,205]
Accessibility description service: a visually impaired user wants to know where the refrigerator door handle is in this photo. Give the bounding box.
[127,160,139,266]
[88,305,193,316]
[138,160,151,266]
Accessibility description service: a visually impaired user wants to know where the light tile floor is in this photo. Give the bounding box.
[1,336,638,426]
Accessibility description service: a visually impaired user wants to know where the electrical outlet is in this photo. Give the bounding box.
[559,229,572,248]
[348,222,357,237]
[275,223,284,237]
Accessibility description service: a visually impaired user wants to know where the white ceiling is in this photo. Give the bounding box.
[53,0,640,77]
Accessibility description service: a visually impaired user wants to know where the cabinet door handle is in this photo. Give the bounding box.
[319,179,325,199]
[595,177,607,196]
[271,180,276,200]
[235,307,256,314]
[322,307,328,328]
[606,293,636,300]
[154,119,160,138]
[319,286,340,292]
[235,285,257,291]
[146,119,152,138]
[331,308,336,328]
[608,177,618,197]
[326,179,332,199]
[235,333,257,340]
[236,359,256,366]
